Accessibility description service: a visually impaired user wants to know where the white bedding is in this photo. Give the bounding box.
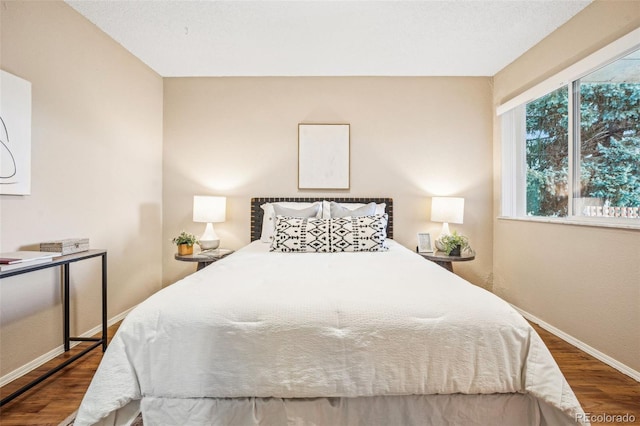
[76,240,587,425]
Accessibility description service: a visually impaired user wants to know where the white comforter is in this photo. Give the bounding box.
[76,240,586,425]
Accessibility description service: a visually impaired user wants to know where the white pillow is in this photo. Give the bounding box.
[260,202,322,243]
[273,204,322,218]
[322,201,386,218]
[329,201,376,217]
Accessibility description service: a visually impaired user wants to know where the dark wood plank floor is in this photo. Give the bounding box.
[0,323,121,426]
[0,321,638,425]
[530,323,640,425]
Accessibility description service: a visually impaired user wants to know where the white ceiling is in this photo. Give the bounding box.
[66,0,592,77]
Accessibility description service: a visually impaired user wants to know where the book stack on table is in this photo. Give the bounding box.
[0,251,62,272]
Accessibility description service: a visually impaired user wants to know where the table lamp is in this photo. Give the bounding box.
[193,195,226,250]
[431,196,464,241]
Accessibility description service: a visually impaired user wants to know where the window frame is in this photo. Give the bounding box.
[498,27,640,230]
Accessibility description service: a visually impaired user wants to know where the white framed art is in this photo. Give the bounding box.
[417,233,434,253]
[0,70,32,195]
[298,123,350,189]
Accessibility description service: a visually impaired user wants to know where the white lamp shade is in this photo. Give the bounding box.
[431,197,464,224]
[193,196,226,223]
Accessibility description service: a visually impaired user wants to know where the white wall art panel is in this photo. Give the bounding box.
[0,70,32,195]
[298,123,349,189]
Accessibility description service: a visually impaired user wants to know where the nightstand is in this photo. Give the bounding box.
[417,249,475,273]
[175,248,234,271]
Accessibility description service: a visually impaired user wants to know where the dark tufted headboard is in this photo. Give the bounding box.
[251,197,394,241]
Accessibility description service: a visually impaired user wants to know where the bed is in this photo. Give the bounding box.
[76,197,587,426]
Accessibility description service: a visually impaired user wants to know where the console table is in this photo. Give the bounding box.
[0,249,107,406]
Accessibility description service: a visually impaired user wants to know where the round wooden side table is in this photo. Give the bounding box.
[417,250,475,273]
[174,248,234,271]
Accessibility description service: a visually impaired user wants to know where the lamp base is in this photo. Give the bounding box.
[199,239,220,250]
[199,223,220,250]
[435,222,451,251]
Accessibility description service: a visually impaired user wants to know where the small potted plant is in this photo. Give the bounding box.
[172,231,198,255]
[438,231,470,256]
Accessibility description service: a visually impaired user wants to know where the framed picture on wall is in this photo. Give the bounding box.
[298,123,350,189]
[0,70,32,195]
[417,233,434,253]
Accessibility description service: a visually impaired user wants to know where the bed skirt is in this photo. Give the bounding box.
[99,393,575,426]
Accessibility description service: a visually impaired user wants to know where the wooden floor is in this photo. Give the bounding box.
[0,322,638,425]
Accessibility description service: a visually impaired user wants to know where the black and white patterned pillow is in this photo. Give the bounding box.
[270,214,389,253]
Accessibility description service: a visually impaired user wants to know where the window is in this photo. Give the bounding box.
[525,86,569,217]
[575,52,640,219]
[500,35,640,227]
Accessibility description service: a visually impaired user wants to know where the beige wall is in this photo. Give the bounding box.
[493,1,640,373]
[163,77,494,288]
[0,1,163,376]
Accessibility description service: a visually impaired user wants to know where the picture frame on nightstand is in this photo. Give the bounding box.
[417,233,434,253]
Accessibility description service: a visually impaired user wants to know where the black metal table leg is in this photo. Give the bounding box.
[63,263,70,351]
[102,253,108,351]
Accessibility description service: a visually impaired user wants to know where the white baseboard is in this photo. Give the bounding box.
[0,306,135,388]
[512,304,640,382]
